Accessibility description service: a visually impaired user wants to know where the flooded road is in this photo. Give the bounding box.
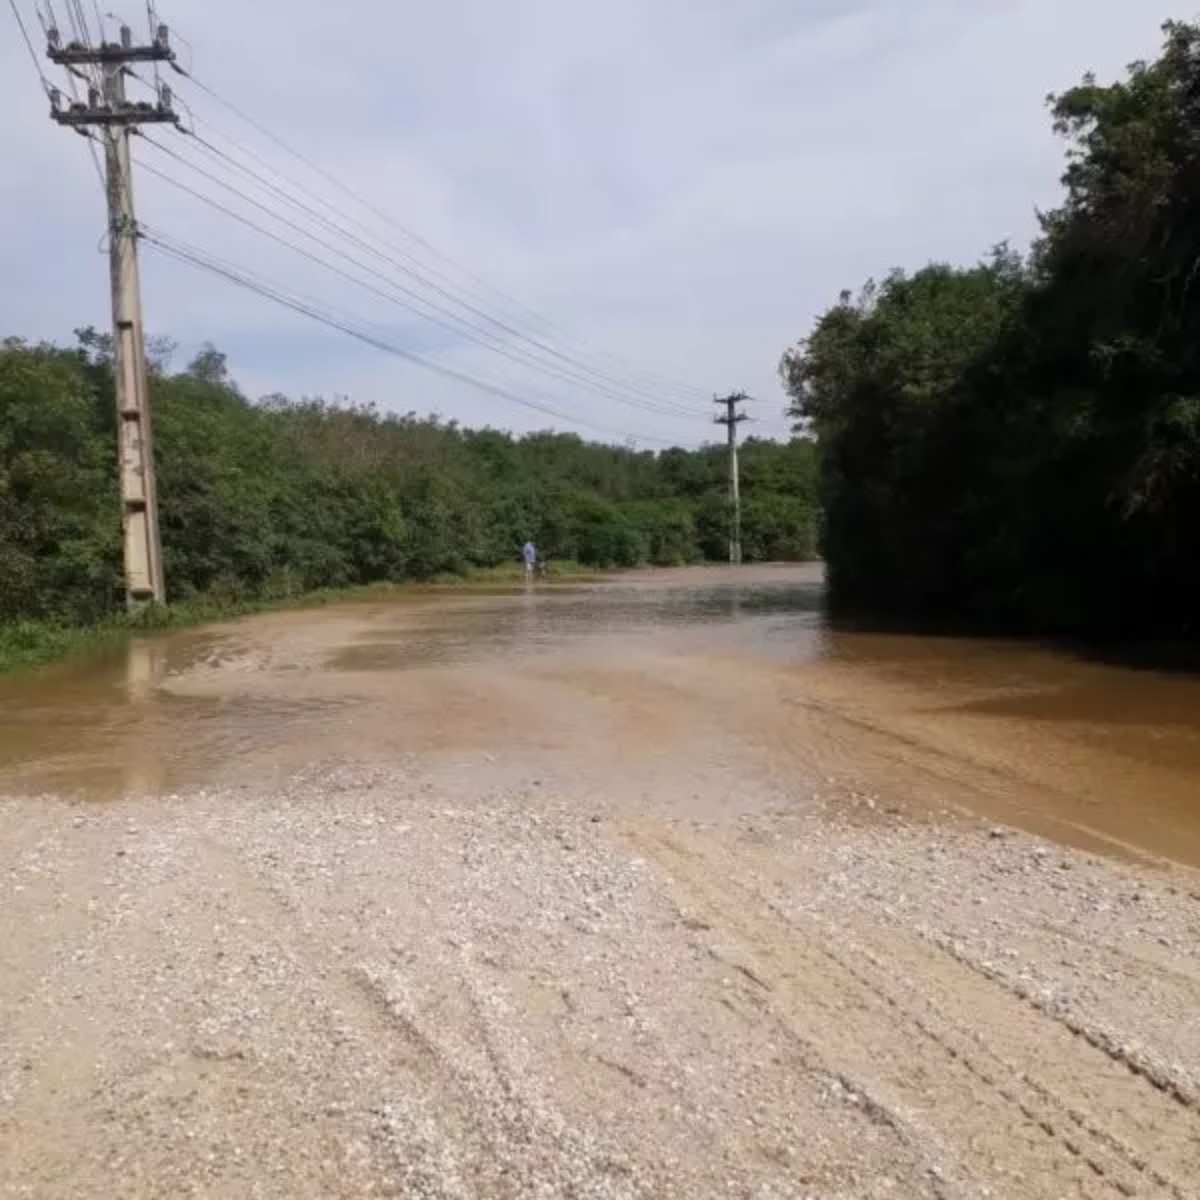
[4,565,1200,1198]
[2,563,1198,866]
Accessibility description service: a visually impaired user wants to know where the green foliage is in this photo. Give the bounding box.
[621,499,698,566]
[0,336,818,651]
[781,20,1200,639]
[0,338,120,624]
[741,493,817,564]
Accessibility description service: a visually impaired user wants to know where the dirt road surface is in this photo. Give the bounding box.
[2,566,1199,1198]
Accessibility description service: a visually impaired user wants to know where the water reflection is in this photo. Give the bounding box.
[0,568,1198,866]
[124,636,170,702]
[334,580,824,673]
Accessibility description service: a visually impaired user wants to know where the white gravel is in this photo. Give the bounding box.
[2,755,1198,1199]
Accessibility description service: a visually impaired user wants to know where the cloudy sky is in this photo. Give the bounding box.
[0,0,1170,446]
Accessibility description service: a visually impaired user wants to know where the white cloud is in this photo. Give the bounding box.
[0,0,1171,445]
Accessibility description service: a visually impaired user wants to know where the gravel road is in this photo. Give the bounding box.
[2,577,1199,1198]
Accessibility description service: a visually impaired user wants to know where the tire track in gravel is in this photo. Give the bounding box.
[836,927,1200,1198]
[200,822,658,1200]
[920,928,1200,1114]
[623,822,1199,1199]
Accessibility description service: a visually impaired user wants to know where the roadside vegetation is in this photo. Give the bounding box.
[782,20,1200,640]
[0,330,816,670]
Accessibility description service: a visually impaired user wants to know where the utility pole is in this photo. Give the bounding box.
[714,392,749,565]
[47,22,179,608]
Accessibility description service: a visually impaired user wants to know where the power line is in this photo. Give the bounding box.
[60,0,110,112]
[143,128,701,417]
[151,133,703,422]
[14,11,763,449]
[69,0,94,42]
[163,123,705,417]
[132,138,704,425]
[172,72,710,407]
[31,1,105,188]
[7,0,48,87]
[133,144,698,430]
[142,223,680,447]
[144,229,677,447]
[168,62,712,405]
[64,0,95,73]
[141,228,678,447]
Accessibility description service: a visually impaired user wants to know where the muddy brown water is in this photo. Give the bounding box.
[1,563,1198,866]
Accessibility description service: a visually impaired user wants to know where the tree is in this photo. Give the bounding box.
[0,339,119,623]
[779,20,1200,639]
[0,334,819,631]
[781,254,1028,617]
[186,343,231,387]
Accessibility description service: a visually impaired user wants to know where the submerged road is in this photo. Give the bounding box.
[2,565,1199,1197]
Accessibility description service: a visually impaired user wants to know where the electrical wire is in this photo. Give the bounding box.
[151,127,701,416]
[7,0,47,86]
[132,137,705,426]
[65,0,106,121]
[5,9,737,445]
[140,227,677,446]
[159,94,708,407]
[68,0,91,41]
[133,147,698,432]
[139,222,598,425]
[165,125,705,417]
[60,2,96,95]
[168,63,712,404]
[64,0,92,64]
[25,0,106,190]
[140,132,701,421]
[142,1,165,98]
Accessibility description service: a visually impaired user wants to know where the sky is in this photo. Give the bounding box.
[0,0,1172,447]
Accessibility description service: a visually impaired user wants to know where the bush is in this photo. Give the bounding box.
[0,334,820,642]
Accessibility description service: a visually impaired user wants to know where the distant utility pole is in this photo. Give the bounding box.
[714,392,749,565]
[46,22,180,608]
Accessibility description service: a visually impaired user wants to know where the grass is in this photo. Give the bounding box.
[0,620,133,675]
[0,560,598,676]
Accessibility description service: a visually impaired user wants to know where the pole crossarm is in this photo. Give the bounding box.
[46,22,175,66]
[51,101,179,127]
[48,42,172,64]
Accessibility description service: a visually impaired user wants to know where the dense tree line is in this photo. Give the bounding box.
[0,331,816,627]
[781,21,1200,640]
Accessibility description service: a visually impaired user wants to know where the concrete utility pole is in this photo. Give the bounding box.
[714,392,749,565]
[47,22,179,608]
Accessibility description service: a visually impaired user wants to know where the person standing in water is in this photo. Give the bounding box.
[522,540,538,580]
